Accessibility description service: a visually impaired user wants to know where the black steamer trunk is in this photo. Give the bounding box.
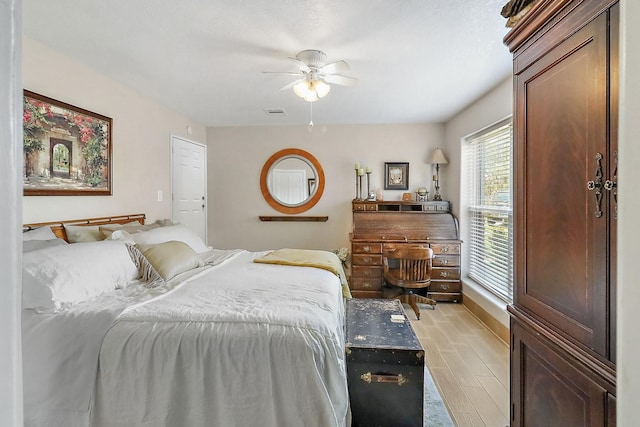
[345,299,425,427]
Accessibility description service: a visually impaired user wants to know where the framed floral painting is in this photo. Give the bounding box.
[23,90,112,196]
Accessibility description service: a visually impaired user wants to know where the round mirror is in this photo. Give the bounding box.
[260,148,325,214]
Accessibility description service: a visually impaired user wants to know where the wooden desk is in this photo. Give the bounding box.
[349,200,462,302]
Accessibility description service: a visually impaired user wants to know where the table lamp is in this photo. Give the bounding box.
[429,147,448,201]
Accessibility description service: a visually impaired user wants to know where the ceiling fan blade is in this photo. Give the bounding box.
[287,57,311,73]
[263,71,304,76]
[319,60,350,74]
[323,74,357,87]
[279,79,304,91]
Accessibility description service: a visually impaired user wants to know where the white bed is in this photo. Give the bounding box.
[22,215,349,427]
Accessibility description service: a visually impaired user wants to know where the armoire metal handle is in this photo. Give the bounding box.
[587,153,603,218]
[604,150,618,219]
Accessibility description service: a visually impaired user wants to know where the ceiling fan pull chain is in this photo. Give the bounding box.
[309,101,314,127]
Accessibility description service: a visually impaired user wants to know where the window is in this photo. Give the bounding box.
[464,118,513,302]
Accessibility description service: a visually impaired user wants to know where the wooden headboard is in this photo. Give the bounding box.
[23,213,146,242]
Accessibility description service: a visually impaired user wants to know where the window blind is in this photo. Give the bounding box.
[465,118,513,302]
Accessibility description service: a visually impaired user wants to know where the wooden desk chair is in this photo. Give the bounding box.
[382,246,436,320]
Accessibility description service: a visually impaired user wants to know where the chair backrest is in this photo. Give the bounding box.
[383,246,434,286]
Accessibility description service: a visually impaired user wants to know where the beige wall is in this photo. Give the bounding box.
[444,77,513,328]
[618,0,639,424]
[22,37,207,224]
[206,124,445,251]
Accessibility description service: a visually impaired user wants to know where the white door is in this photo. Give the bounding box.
[271,169,307,204]
[171,136,207,244]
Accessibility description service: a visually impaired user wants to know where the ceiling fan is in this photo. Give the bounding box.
[264,49,357,102]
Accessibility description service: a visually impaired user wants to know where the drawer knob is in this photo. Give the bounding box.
[363,246,371,252]
[440,272,449,278]
[442,247,449,253]
[441,283,449,290]
[364,283,372,289]
[442,259,449,265]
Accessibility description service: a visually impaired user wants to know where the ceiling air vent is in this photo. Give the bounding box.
[264,109,287,117]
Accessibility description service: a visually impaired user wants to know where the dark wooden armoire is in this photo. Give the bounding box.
[504,0,618,425]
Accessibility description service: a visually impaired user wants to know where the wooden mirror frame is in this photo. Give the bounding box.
[260,148,325,214]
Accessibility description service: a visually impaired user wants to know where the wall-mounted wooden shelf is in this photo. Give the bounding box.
[259,216,329,222]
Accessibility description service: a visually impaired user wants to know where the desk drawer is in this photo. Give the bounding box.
[350,277,384,291]
[430,243,460,255]
[352,265,383,279]
[383,243,430,252]
[352,254,382,266]
[427,292,462,302]
[431,268,460,281]
[352,243,382,254]
[353,203,378,212]
[428,281,461,293]
[432,254,459,267]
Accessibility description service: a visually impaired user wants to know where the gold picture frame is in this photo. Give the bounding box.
[23,90,112,196]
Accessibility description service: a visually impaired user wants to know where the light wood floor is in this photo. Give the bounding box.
[406,302,510,427]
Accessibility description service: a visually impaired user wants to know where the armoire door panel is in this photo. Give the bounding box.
[515,13,609,354]
[607,393,616,427]
[511,318,608,427]
[509,1,618,425]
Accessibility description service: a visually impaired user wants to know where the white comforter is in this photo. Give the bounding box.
[24,249,348,427]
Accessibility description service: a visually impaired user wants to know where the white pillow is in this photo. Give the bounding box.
[104,229,135,244]
[99,222,160,239]
[63,225,104,242]
[23,226,57,241]
[131,224,209,253]
[22,241,138,311]
[23,238,68,253]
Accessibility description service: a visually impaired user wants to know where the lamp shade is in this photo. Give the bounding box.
[429,147,449,165]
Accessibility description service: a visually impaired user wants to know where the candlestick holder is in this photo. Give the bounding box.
[358,175,364,200]
[366,171,371,197]
[354,169,359,200]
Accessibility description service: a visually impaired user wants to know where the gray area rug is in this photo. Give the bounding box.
[424,366,454,427]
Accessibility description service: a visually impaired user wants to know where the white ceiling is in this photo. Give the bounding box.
[23,0,513,127]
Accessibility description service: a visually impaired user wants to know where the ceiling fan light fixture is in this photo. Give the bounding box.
[314,80,331,98]
[293,80,310,98]
[303,88,319,102]
[265,49,355,105]
[296,50,327,69]
[293,79,330,102]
